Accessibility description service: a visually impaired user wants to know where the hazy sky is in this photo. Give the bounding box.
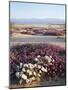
[10,2,65,20]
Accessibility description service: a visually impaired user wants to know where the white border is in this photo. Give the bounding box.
[0,0,68,90]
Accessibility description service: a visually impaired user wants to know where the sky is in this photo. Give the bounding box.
[10,2,65,20]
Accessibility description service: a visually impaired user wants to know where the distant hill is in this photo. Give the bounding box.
[10,18,65,24]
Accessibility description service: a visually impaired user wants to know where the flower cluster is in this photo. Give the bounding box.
[10,44,66,85]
